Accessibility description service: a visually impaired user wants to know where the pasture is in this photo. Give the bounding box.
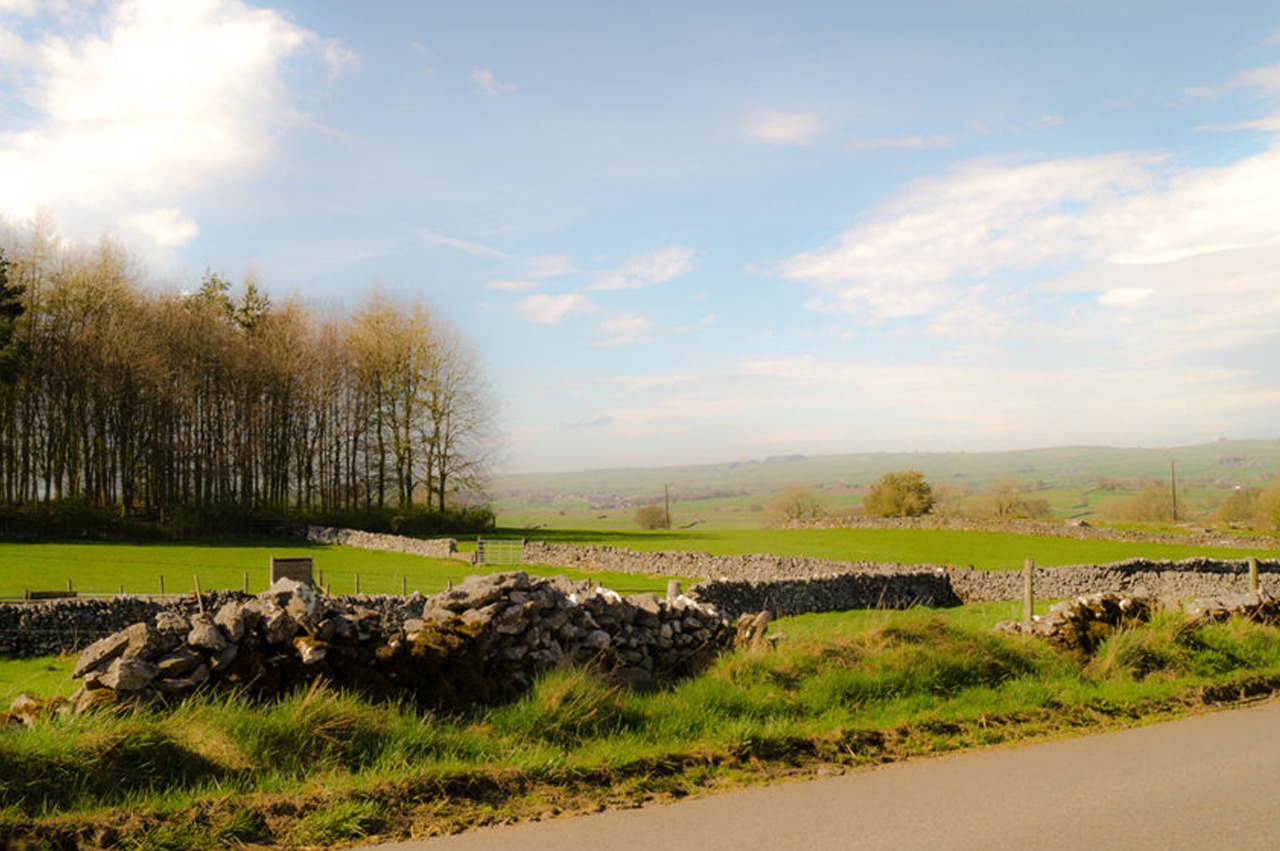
[0,539,686,600]
[0,527,1270,602]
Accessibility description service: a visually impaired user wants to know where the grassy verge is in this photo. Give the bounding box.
[4,603,1280,849]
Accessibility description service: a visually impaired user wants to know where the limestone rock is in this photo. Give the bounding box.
[100,657,158,692]
[187,613,228,652]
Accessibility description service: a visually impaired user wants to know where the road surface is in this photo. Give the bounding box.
[356,699,1280,850]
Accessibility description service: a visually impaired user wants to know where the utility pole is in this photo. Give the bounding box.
[1170,459,1178,523]
[664,484,671,529]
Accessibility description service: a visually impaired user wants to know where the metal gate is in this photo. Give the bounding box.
[475,538,523,566]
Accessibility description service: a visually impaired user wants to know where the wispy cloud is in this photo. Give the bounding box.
[516,293,595,324]
[592,313,654,347]
[527,253,574,278]
[485,279,537,292]
[417,228,517,260]
[472,66,517,97]
[741,110,827,145]
[848,134,959,151]
[589,245,697,291]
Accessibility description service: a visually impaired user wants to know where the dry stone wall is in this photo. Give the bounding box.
[948,558,1280,603]
[303,526,462,560]
[522,541,947,582]
[690,572,960,619]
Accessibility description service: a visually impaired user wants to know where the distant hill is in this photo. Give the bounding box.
[490,439,1280,530]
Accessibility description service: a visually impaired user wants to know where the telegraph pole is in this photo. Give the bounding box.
[664,484,671,529]
[1170,459,1178,522]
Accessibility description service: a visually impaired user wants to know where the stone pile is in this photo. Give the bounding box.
[995,592,1157,655]
[68,571,733,712]
[995,589,1280,656]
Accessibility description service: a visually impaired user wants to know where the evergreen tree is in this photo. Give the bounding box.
[0,247,26,383]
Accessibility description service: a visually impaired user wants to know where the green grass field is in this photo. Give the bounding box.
[1,526,1270,602]
[512,526,1275,570]
[0,539,686,599]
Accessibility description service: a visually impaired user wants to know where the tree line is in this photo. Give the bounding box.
[0,220,494,534]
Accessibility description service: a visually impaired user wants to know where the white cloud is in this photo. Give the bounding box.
[0,0,354,256]
[121,207,199,248]
[320,37,360,79]
[593,313,654,347]
[472,66,517,97]
[516,293,595,325]
[485,279,537,292]
[526,253,574,278]
[778,152,1166,321]
[742,110,827,145]
[589,245,697,291]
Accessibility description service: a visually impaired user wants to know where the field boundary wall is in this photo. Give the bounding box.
[6,529,1280,657]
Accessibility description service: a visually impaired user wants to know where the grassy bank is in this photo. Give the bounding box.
[4,603,1280,849]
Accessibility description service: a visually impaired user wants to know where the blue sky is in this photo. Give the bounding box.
[4,1,1280,473]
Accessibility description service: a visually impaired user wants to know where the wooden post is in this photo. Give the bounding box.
[193,575,204,614]
[354,573,360,594]
[1022,558,1035,629]
[243,572,249,593]
[401,575,407,596]
[118,584,123,595]
[1250,557,1259,595]
[67,579,73,593]
[159,575,165,594]
[667,579,682,599]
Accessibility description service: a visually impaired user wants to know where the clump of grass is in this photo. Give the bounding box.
[488,666,644,747]
[222,680,392,776]
[287,798,384,847]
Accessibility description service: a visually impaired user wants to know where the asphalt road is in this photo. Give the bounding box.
[356,699,1280,851]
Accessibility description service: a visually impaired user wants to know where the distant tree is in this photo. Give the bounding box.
[863,470,933,517]
[634,504,668,530]
[1254,477,1280,532]
[1101,482,1180,524]
[763,485,828,527]
[975,476,1051,520]
[1216,486,1262,526]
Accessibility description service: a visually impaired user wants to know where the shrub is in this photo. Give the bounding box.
[1100,482,1180,524]
[763,486,828,527]
[1255,476,1280,531]
[634,504,669,530]
[969,476,1052,520]
[1215,486,1261,525]
[863,470,933,517]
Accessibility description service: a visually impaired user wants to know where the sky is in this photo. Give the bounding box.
[4,1,1280,474]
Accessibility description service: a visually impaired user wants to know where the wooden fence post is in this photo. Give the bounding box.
[159,575,165,594]
[354,573,360,595]
[1250,557,1259,594]
[1023,558,1035,629]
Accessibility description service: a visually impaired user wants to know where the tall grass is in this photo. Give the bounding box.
[4,606,1280,848]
